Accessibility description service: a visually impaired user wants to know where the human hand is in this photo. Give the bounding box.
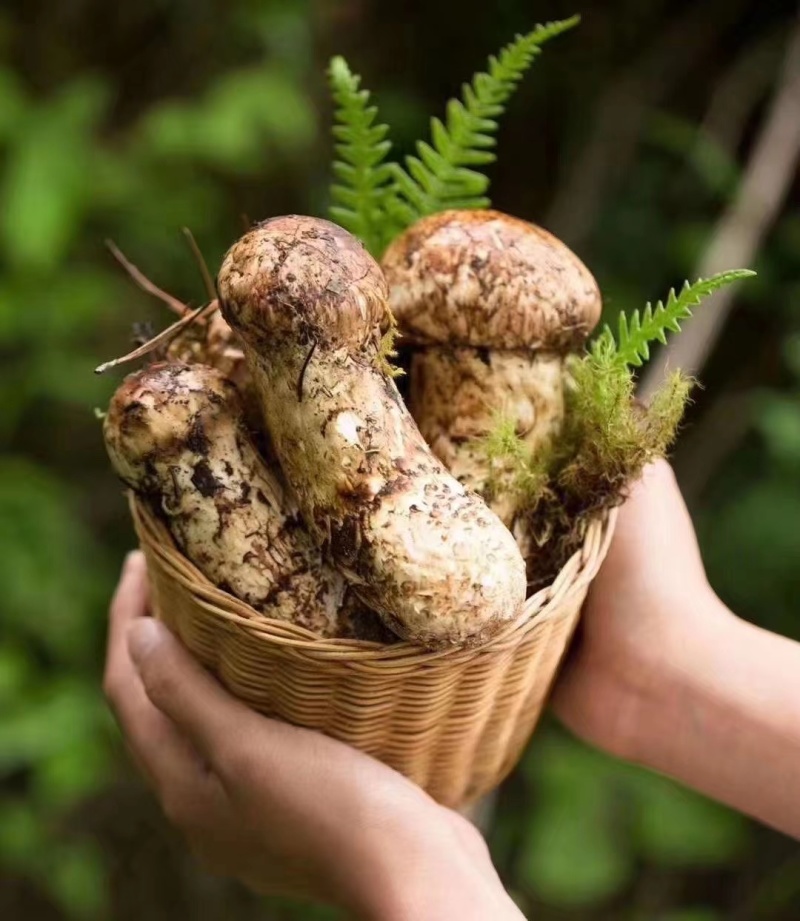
[552,460,731,759]
[103,552,525,920]
[553,461,800,838]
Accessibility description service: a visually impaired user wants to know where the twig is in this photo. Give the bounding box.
[639,11,800,401]
[296,339,318,401]
[182,227,217,302]
[106,240,190,317]
[95,302,217,374]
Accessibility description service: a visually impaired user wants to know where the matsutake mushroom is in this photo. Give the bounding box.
[217,214,527,649]
[103,361,388,640]
[381,209,602,530]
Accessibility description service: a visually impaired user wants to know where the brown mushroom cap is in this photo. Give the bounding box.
[218,215,389,352]
[104,362,240,487]
[381,209,602,351]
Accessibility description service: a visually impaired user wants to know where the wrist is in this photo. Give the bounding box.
[622,604,800,837]
[554,580,731,762]
[618,589,738,768]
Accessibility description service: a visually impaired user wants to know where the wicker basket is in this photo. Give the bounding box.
[130,494,616,808]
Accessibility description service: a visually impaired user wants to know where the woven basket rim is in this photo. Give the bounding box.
[130,492,617,666]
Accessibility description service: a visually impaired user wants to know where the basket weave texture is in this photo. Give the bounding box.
[131,494,616,808]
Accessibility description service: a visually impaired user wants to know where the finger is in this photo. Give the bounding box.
[119,681,205,790]
[619,459,694,526]
[618,458,677,514]
[101,555,232,825]
[122,694,229,833]
[129,612,414,808]
[104,554,202,778]
[111,550,150,626]
[106,552,150,679]
[606,461,692,559]
[104,552,150,706]
[128,617,262,770]
[107,634,221,815]
[594,459,708,602]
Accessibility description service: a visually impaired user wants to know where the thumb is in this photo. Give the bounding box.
[613,460,706,576]
[128,618,252,768]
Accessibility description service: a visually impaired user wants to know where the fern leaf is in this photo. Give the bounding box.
[595,269,756,369]
[392,17,579,220]
[327,56,395,256]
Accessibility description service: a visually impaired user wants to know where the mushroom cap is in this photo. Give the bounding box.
[381,209,602,351]
[218,215,389,352]
[104,362,238,485]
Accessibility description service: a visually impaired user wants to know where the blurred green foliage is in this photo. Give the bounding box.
[504,731,747,916]
[1,0,799,918]
[1,2,319,916]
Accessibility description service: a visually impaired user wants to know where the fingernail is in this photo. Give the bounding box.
[128,618,166,668]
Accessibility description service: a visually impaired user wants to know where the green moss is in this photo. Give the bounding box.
[480,362,692,517]
[480,362,693,586]
[476,278,758,586]
[482,413,521,460]
[560,361,692,503]
[480,412,552,507]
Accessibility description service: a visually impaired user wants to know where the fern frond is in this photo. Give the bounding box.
[327,56,395,256]
[392,17,579,221]
[593,269,756,369]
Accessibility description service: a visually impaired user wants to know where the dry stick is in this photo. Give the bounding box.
[106,240,190,317]
[546,0,750,246]
[182,227,217,302]
[95,301,217,374]
[639,12,800,402]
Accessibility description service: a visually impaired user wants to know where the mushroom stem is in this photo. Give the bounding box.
[408,347,565,527]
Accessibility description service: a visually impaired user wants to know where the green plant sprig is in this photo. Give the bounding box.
[590,269,757,369]
[327,28,757,584]
[327,17,579,254]
[327,56,395,257]
[554,270,756,512]
[480,270,756,582]
[391,17,580,222]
